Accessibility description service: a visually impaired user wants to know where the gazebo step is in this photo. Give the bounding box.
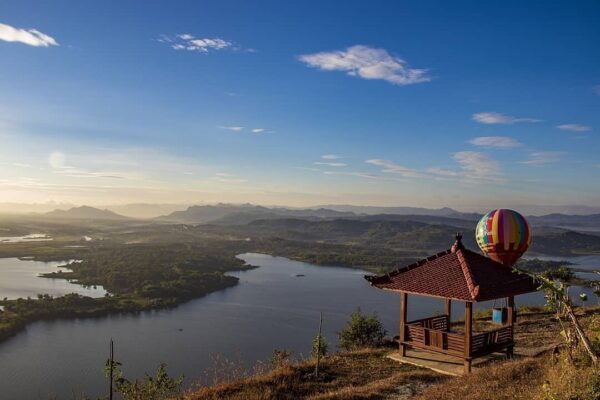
[387,348,511,376]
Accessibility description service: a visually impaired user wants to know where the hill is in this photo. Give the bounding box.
[44,206,130,220]
[156,203,355,224]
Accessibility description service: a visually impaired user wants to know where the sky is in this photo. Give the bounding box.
[0,0,599,211]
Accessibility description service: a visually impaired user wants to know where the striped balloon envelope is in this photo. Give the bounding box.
[475,209,532,267]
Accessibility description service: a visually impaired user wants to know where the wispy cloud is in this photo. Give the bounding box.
[321,154,340,160]
[472,112,541,125]
[520,151,563,165]
[365,159,421,177]
[314,162,347,167]
[0,23,58,47]
[323,171,380,179]
[452,151,502,182]
[210,172,247,184]
[48,151,131,179]
[298,45,431,85]
[160,34,235,53]
[468,136,521,148]
[219,126,244,132]
[556,124,591,132]
[251,128,265,133]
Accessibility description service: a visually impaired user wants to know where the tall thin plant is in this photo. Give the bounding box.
[515,267,598,364]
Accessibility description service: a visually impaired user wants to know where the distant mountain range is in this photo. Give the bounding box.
[314,204,479,218]
[33,203,600,232]
[156,203,355,224]
[44,206,129,220]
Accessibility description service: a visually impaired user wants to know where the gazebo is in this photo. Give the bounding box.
[365,234,538,373]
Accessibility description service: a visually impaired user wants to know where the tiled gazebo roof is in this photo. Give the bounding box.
[365,235,538,302]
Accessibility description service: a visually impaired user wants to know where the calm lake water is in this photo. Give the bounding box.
[0,234,53,243]
[0,253,596,399]
[0,258,106,300]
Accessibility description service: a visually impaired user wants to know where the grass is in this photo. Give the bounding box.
[185,349,446,400]
[182,306,600,400]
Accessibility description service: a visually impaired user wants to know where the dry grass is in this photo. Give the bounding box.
[417,357,544,400]
[182,306,600,400]
[185,348,446,400]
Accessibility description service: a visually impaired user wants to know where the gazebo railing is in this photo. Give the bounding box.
[404,316,464,357]
[406,315,449,331]
[402,316,513,359]
[471,326,513,356]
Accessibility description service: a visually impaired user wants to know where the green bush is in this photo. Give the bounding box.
[338,307,386,351]
[311,332,328,358]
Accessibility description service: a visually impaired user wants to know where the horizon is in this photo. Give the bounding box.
[1,1,600,210]
[2,200,600,218]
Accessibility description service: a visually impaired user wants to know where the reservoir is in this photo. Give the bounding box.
[0,253,595,399]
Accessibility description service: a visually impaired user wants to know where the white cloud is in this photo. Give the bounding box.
[468,136,521,148]
[161,34,233,53]
[0,23,58,47]
[556,124,591,132]
[321,154,341,160]
[219,126,244,132]
[365,159,421,177]
[323,171,380,179]
[298,45,431,85]
[520,151,563,165]
[452,151,503,183]
[210,172,246,184]
[314,162,347,167]
[251,128,265,133]
[472,112,540,125]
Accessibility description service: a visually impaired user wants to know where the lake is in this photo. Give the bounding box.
[0,253,596,399]
[0,234,53,243]
[0,258,106,300]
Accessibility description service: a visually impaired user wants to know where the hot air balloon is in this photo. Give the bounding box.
[476,209,532,267]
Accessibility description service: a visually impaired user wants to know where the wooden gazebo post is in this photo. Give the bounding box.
[506,296,514,359]
[464,302,473,373]
[445,299,452,326]
[400,292,407,357]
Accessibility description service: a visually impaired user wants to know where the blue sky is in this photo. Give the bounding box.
[0,0,599,210]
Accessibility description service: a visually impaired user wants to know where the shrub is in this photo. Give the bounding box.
[311,332,328,358]
[338,307,386,351]
[269,349,292,369]
[105,362,183,400]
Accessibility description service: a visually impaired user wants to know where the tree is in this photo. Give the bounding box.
[338,307,386,351]
[311,332,328,358]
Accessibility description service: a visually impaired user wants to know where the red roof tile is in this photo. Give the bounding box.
[365,235,538,302]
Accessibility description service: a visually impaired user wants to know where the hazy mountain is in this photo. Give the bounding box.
[314,204,480,219]
[0,202,76,215]
[105,203,189,219]
[527,213,600,228]
[45,206,129,220]
[157,203,355,224]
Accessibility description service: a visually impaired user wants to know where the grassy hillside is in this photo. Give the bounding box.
[182,307,600,400]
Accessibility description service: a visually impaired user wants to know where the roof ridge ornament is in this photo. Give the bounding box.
[451,232,464,253]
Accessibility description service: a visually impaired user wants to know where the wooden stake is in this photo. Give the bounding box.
[315,312,323,377]
[109,338,114,400]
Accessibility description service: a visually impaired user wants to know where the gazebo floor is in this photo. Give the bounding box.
[387,348,509,376]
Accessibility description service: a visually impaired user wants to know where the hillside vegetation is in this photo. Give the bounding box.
[182,307,600,400]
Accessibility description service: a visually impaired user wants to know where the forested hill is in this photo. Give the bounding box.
[203,217,600,256]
